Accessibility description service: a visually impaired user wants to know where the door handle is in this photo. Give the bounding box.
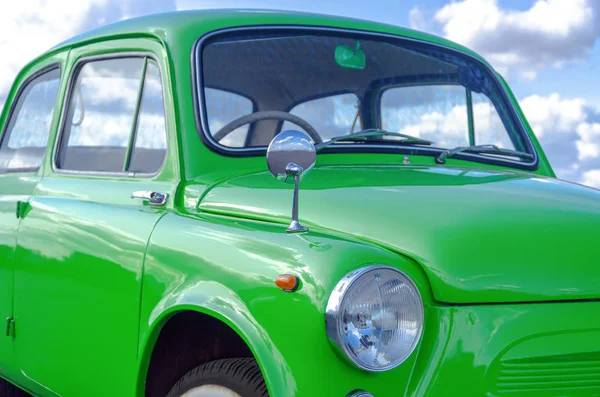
[131,191,169,206]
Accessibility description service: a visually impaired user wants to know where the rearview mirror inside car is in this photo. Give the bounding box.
[335,42,366,70]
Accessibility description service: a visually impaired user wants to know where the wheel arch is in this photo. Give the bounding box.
[136,281,296,397]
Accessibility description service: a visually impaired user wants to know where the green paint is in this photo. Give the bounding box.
[466,88,475,146]
[0,9,596,397]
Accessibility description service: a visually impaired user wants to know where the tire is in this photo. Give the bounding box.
[0,378,30,397]
[166,358,268,397]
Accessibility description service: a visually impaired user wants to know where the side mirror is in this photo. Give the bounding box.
[267,130,316,233]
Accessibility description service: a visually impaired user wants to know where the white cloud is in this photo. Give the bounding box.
[0,0,106,95]
[519,93,586,138]
[0,0,176,98]
[520,71,538,81]
[389,102,510,151]
[519,93,600,187]
[77,62,142,110]
[67,110,166,148]
[408,7,430,33]
[410,0,600,79]
[576,122,600,160]
[582,170,600,188]
[397,105,471,148]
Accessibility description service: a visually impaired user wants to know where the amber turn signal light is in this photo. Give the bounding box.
[275,274,299,292]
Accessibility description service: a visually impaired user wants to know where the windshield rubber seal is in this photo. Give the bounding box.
[191,25,539,171]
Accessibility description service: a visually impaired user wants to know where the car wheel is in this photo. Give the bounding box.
[166,358,268,397]
[0,378,30,397]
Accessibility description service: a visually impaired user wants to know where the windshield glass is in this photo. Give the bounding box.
[199,29,533,164]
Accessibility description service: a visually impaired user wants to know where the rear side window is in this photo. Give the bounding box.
[0,67,61,172]
[381,85,469,148]
[204,88,253,147]
[472,92,515,149]
[57,57,167,174]
[281,93,361,142]
[380,84,518,150]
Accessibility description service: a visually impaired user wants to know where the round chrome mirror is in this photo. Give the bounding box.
[266,130,316,182]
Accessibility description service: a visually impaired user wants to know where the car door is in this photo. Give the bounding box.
[0,64,62,380]
[13,42,177,397]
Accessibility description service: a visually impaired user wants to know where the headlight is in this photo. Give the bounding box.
[326,265,424,372]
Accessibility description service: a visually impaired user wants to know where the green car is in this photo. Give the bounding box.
[0,8,598,397]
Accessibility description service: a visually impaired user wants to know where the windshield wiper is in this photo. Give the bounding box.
[435,144,534,164]
[316,129,433,151]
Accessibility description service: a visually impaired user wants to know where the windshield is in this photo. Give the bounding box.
[198,29,534,165]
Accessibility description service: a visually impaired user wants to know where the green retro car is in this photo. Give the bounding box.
[0,8,599,397]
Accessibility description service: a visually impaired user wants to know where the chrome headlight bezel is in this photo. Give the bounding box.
[325,265,424,372]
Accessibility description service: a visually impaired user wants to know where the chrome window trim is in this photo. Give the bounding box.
[52,52,168,178]
[0,63,61,175]
[347,392,374,397]
[325,264,424,372]
[192,25,539,170]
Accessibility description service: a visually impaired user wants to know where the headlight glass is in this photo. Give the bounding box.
[326,265,424,371]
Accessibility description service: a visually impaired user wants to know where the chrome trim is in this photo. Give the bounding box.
[286,219,307,233]
[52,52,168,178]
[285,163,308,233]
[131,190,168,206]
[347,391,374,397]
[325,265,424,372]
[266,130,316,233]
[192,25,538,170]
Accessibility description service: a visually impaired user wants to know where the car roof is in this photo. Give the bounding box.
[47,9,482,61]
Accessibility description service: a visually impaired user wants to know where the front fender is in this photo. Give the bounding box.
[136,211,434,397]
[137,280,295,397]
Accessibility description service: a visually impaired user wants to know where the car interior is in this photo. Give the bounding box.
[201,31,524,151]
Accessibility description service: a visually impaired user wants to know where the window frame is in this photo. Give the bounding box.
[0,63,61,174]
[53,52,169,177]
[192,26,539,171]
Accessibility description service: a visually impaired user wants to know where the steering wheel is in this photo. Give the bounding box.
[212,110,323,144]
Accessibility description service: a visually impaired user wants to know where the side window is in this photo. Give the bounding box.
[0,68,61,172]
[58,57,167,174]
[204,88,253,147]
[472,92,515,149]
[381,85,469,148]
[380,84,518,150]
[281,93,360,142]
[128,60,167,173]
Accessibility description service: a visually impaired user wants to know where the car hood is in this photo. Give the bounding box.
[198,165,600,304]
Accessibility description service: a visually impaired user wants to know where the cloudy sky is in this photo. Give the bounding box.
[1,0,599,187]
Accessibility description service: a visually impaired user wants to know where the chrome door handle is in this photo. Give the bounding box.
[131,191,168,206]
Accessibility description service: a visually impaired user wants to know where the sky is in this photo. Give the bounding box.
[1,0,599,188]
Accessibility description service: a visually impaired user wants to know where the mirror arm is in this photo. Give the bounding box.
[266,130,316,233]
[285,163,308,233]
